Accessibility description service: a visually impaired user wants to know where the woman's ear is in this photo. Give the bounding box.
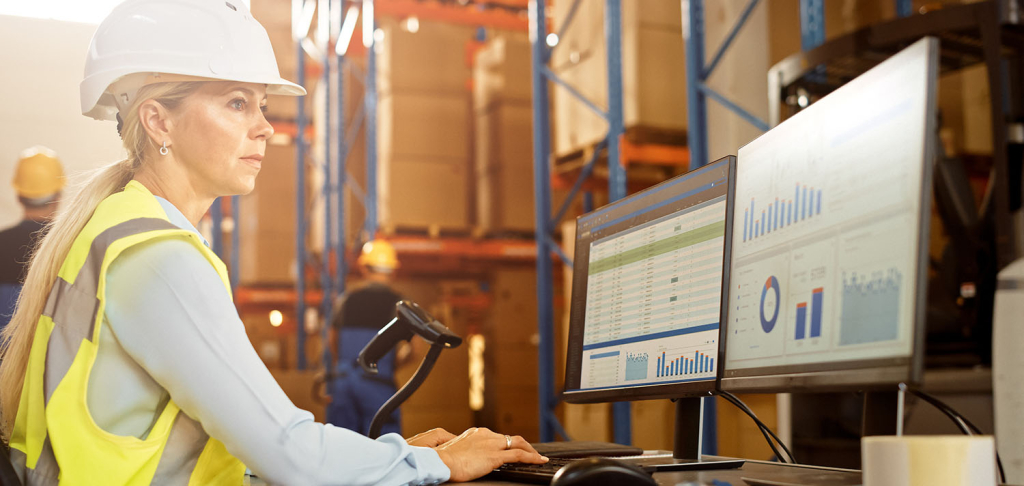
[137,99,174,147]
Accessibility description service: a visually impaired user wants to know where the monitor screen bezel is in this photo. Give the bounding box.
[562,156,736,404]
[717,37,939,393]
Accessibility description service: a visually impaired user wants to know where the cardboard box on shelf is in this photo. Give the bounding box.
[379,92,471,160]
[484,382,540,442]
[378,156,471,231]
[961,64,993,155]
[481,269,541,440]
[550,0,687,156]
[473,33,532,112]
[632,400,676,450]
[488,269,539,346]
[238,142,300,284]
[377,17,474,96]
[475,102,534,233]
[717,394,779,460]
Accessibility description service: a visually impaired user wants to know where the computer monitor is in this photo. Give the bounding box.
[720,37,939,392]
[563,156,735,404]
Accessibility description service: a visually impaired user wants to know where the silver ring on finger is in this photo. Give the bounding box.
[505,435,512,450]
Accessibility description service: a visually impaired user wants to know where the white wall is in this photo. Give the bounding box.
[0,15,125,229]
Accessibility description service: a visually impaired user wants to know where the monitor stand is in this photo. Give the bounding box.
[628,397,745,472]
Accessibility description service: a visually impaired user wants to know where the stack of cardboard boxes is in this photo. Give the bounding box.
[551,0,688,157]
[376,19,474,233]
[239,141,299,284]
[473,34,536,234]
[482,268,542,441]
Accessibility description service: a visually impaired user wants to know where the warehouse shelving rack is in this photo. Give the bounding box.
[210,0,541,412]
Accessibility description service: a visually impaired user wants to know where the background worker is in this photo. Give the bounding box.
[0,147,64,328]
[0,0,545,484]
[327,240,413,436]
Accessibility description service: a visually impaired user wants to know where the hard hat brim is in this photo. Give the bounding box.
[82,70,307,121]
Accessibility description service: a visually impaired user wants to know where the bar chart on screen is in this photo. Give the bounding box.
[742,184,824,243]
[655,348,716,378]
[794,288,823,340]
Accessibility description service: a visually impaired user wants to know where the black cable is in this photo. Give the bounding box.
[721,393,785,463]
[720,392,796,464]
[721,391,797,464]
[909,389,1005,484]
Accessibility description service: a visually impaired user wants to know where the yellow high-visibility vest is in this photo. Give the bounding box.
[9,180,246,485]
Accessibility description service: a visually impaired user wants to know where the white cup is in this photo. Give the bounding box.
[862,435,997,486]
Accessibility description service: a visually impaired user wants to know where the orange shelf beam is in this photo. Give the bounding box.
[619,137,691,168]
[269,121,316,140]
[379,234,539,262]
[235,287,324,307]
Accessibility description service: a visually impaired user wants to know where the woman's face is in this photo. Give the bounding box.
[169,81,273,196]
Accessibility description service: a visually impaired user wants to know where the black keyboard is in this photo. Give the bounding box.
[486,457,578,484]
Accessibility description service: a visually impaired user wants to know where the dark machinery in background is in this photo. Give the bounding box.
[767,0,1024,467]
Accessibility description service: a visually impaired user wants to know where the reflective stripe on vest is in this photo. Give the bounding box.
[9,181,246,485]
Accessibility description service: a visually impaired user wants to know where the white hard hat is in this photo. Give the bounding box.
[81,0,306,121]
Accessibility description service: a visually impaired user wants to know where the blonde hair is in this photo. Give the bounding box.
[0,81,202,441]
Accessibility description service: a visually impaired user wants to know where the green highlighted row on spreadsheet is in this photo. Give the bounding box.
[588,220,725,275]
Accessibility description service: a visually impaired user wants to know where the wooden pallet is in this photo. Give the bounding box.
[551,143,686,191]
[378,222,475,239]
[623,125,688,146]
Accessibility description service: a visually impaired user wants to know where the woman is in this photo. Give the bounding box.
[0,0,546,484]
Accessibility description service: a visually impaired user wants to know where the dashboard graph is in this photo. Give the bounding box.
[723,39,931,374]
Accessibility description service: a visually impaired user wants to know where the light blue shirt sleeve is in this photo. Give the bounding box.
[105,235,451,486]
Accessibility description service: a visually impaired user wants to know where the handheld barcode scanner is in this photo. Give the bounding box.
[359,301,462,439]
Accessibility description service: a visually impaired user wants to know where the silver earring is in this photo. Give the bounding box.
[159,141,169,156]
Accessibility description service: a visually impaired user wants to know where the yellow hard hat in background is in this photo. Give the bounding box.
[358,240,399,273]
[13,146,65,200]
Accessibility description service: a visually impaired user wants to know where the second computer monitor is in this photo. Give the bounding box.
[720,38,939,391]
[563,157,734,403]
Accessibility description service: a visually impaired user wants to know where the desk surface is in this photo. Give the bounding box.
[475,456,863,486]
[245,456,863,485]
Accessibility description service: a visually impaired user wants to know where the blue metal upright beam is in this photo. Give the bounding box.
[799,0,825,52]
[528,0,559,444]
[296,34,309,370]
[896,0,912,18]
[603,0,631,444]
[683,0,710,168]
[210,199,224,258]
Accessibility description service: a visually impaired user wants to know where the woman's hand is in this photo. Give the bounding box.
[434,427,548,482]
[406,428,458,448]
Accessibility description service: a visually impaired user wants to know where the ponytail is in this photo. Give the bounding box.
[0,81,201,440]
